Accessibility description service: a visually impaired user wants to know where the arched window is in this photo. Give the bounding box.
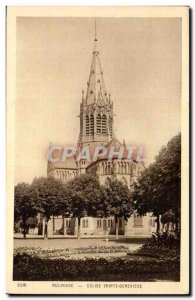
[90,114,94,135]
[85,115,89,135]
[101,163,104,175]
[124,162,127,174]
[107,163,111,174]
[105,164,107,175]
[102,163,105,175]
[120,162,123,174]
[127,162,130,174]
[119,162,122,174]
[80,116,83,134]
[96,114,101,134]
[102,114,107,134]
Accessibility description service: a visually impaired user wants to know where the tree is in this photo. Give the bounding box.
[132,163,165,232]
[161,210,175,232]
[31,177,66,238]
[14,183,38,238]
[155,133,181,231]
[66,174,106,238]
[133,133,181,233]
[19,216,38,234]
[105,180,134,239]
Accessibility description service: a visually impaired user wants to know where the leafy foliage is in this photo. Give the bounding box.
[65,174,106,218]
[19,217,38,231]
[13,252,180,281]
[105,180,134,220]
[132,133,181,231]
[21,177,70,237]
[14,183,39,238]
[31,177,67,221]
[137,232,180,260]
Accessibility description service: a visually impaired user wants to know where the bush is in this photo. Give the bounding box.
[137,232,180,259]
[13,252,180,281]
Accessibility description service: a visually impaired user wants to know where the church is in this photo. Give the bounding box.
[47,30,156,237]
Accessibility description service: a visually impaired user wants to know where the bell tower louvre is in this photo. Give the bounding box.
[77,23,114,149]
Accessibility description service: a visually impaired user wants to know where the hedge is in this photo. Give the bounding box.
[13,253,180,281]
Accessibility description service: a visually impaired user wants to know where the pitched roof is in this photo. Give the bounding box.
[49,157,78,171]
[104,137,122,150]
[97,137,128,161]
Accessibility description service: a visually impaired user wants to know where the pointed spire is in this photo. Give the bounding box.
[123,139,126,148]
[85,20,108,106]
[82,89,85,103]
[94,19,98,52]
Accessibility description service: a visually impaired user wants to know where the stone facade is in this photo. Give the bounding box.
[46,215,156,238]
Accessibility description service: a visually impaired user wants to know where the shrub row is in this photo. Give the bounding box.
[13,253,180,281]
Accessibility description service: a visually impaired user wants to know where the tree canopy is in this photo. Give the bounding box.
[65,174,106,218]
[31,177,67,219]
[14,182,39,238]
[64,173,106,237]
[30,177,68,237]
[132,133,181,231]
[105,179,134,221]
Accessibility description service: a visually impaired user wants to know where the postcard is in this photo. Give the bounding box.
[6,6,189,295]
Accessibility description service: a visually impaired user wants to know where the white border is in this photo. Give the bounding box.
[1,1,193,299]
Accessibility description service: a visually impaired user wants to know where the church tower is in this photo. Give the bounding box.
[77,24,114,150]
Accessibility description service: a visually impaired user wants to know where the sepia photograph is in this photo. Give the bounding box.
[6,6,189,295]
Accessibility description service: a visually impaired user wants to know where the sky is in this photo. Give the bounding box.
[15,17,181,183]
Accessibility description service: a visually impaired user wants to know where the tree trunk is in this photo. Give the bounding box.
[53,216,55,235]
[38,221,43,235]
[44,219,48,239]
[62,217,65,235]
[156,214,160,234]
[23,216,26,239]
[124,219,128,236]
[38,214,43,235]
[115,215,119,240]
[77,217,81,239]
